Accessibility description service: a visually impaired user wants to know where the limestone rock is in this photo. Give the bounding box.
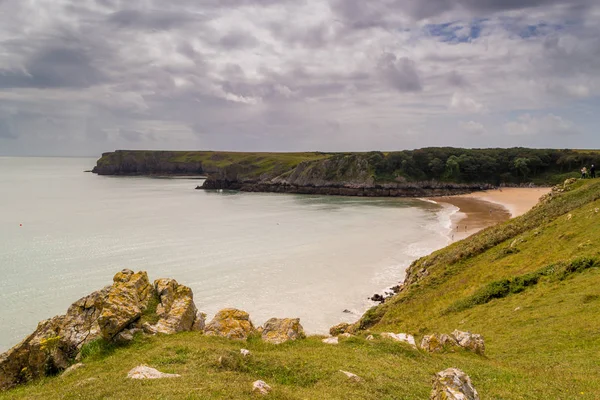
[420,334,459,353]
[127,365,181,380]
[340,370,362,382]
[322,337,339,345]
[329,322,350,336]
[261,318,306,344]
[62,363,84,377]
[366,335,375,341]
[452,330,485,355]
[431,368,479,400]
[98,270,154,339]
[148,279,198,334]
[381,332,417,348]
[252,380,272,395]
[0,270,156,391]
[241,349,251,357]
[192,312,207,332]
[204,309,256,340]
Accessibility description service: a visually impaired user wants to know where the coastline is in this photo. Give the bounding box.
[434,187,552,242]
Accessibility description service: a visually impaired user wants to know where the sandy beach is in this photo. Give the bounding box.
[435,187,552,241]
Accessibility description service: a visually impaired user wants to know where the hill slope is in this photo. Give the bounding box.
[2,179,600,399]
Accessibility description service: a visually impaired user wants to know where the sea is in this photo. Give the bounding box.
[0,157,458,352]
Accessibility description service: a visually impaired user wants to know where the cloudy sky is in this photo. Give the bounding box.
[0,0,599,156]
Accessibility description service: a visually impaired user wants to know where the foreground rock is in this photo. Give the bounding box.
[252,380,272,395]
[381,333,417,348]
[261,318,306,344]
[127,365,181,380]
[144,279,201,334]
[0,270,154,391]
[0,269,205,391]
[339,370,362,382]
[322,337,339,345]
[204,309,256,340]
[452,330,485,355]
[420,334,459,353]
[329,322,350,336]
[431,368,479,400]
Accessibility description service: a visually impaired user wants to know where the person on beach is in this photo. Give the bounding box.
[581,167,587,179]
[591,164,596,179]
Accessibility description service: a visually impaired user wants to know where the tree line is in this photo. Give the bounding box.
[363,148,600,185]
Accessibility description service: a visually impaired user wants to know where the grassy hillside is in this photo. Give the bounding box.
[3,179,600,399]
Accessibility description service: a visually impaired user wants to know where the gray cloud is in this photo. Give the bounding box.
[377,54,422,92]
[0,0,599,155]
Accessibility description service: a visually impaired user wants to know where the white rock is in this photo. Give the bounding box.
[431,368,479,400]
[339,370,362,382]
[366,335,375,341]
[127,365,181,380]
[252,380,272,395]
[381,332,417,347]
[62,363,84,377]
[241,349,251,357]
[322,337,339,345]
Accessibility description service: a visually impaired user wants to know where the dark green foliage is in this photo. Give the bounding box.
[446,257,598,313]
[369,148,600,184]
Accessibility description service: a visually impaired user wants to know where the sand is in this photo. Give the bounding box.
[434,187,551,242]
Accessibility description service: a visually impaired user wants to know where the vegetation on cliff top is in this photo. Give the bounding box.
[3,179,600,399]
[95,148,600,186]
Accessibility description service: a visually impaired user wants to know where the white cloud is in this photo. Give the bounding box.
[460,120,486,135]
[449,93,486,114]
[505,114,580,136]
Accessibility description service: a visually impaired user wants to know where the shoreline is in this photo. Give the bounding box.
[434,187,551,242]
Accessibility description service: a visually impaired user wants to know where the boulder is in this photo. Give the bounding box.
[204,309,256,340]
[0,269,155,391]
[339,370,362,382]
[240,349,251,357]
[431,368,479,400]
[261,318,306,344]
[127,365,181,380]
[322,337,339,345]
[381,333,417,348]
[98,270,154,339]
[452,330,485,355]
[329,322,350,336]
[420,334,459,353]
[192,312,207,332]
[146,279,198,334]
[252,380,272,395]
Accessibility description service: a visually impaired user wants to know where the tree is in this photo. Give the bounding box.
[513,158,530,179]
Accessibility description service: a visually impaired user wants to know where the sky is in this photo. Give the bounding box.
[0,0,599,156]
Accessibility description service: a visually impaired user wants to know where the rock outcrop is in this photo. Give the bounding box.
[127,365,181,380]
[261,318,306,344]
[204,309,256,340]
[252,380,272,395]
[144,279,199,334]
[452,330,485,355]
[420,334,459,353]
[431,368,479,400]
[329,323,350,336]
[322,337,339,345]
[381,333,417,348]
[0,270,206,391]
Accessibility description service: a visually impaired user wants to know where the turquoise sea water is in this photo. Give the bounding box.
[0,157,455,352]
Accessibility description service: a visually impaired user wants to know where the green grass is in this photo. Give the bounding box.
[3,179,600,399]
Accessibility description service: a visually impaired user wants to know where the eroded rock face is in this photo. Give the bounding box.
[452,330,485,355]
[261,318,306,344]
[329,323,350,336]
[431,368,479,400]
[98,270,154,339]
[204,309,256,340]
[0,270,155,391]
[147,279,198,334]
[420,334,459,353]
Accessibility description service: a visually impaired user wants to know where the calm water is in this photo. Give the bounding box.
[0,157,455,352]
